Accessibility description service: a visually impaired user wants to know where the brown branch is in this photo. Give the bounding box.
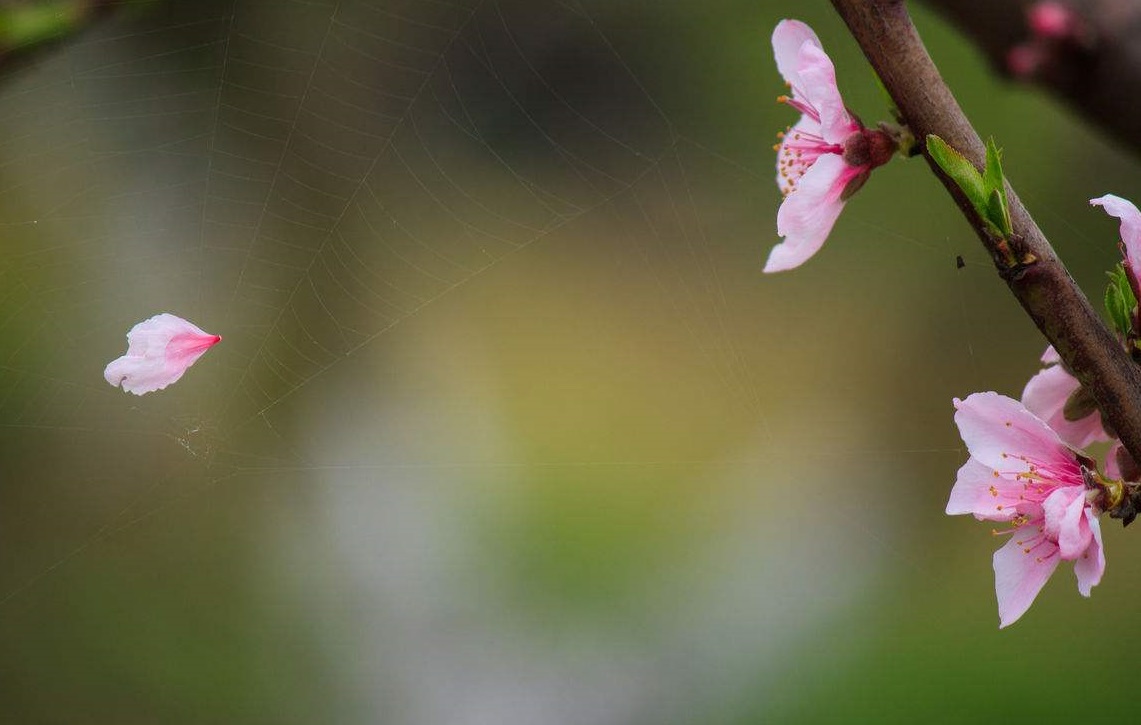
[918,0,1141,157]
[828,0,1141,465]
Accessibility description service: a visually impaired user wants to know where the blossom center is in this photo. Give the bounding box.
[983,449,1084,521]
[841,128,896,170]
[774,124,843,196]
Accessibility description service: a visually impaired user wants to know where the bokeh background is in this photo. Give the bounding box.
[1,0,1139,722]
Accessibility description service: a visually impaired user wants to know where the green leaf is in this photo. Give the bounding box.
[926,135,987,217]
[983,139,1003,193]
[1105,264,1137,337]
[926,135,1015,238]
[983,138,1012,236]
[985,189,1011,239]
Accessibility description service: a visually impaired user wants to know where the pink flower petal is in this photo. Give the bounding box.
[947,457,1033,521]
[1105,441,1124,480]
[953,392,1068,475]
[1021,363,1077,421]
[1029,2,1079,40]
[1091,194,1141,286]
[1074,510,1105,596]
[766,154,854,272]
[774,116,824,193]
[771,19,822,93]
[1042,487,1092,560]
[796,42,853,144]
[1022,363,1107,449]
[1006,43,1044,79]
[1040,345,1061,365]
[104,313,221,395]
[993,532,1060,628]
[946,458,1002,518]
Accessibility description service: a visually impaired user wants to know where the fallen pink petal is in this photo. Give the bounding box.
[946,391,1106,627]
[765,19,894,273]
[104,313,221,395]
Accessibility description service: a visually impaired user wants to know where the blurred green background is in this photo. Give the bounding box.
[1,0,1139,722]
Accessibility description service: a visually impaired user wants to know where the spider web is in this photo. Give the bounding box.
[0,0,1132,722]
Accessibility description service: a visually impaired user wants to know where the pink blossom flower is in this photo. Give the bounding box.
[104,313,221,395]
[766,19,894,273]
[1022,345,1109,449]
[1006,44,1045,79]
[1091,193,1141,301]
[1008,3,1089,80]
[1028,2,1079,40]
[947,392,1105,627]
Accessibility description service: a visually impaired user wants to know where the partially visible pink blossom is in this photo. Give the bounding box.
[1008,3,1089,80]
[947,392,1105,627]
[1028,2,1079,40]
[1091,194,1141,302]
[1022,345,1109,450]
[104,313,221,395]
[765,19,894,273]
[1006,44,1044,79]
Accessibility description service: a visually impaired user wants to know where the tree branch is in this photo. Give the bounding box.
[828,0,1141,465]
[918,0,1141,157]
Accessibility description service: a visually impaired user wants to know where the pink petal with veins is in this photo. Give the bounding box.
[993,531,1060,628]
[1042,486,1092,560]
[104,313,221,395]
[795,41,854,144]
[1074,510,1105,596]
[947,457,1033,522]
[1022,362,1108,449]
[771,19,821,92]
[953,392,1069,474]
[766,154,858,273]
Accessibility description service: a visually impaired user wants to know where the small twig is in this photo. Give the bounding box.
[829,0,1141,466]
